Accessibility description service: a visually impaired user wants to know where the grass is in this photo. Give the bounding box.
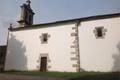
[3,71,120,80]
[4,71,92,78]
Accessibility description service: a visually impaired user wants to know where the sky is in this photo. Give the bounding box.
[0,0,120,45]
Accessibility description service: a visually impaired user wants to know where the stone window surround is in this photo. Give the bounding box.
[93,26,107,39]
[39,33,50,44]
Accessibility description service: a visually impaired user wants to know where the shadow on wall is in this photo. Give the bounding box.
[112,42,120,72]
[6,34,27,70]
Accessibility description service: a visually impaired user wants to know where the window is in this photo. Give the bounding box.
[94,27,107,39]
[96,27,103,37]
[41,33,48,44]
[39,33,50,44]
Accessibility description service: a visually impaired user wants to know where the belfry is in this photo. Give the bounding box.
[18,0,35,27]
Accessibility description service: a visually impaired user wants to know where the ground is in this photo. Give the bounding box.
[0,71,120,80]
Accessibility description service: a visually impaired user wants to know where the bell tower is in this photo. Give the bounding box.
[18,0,35,27]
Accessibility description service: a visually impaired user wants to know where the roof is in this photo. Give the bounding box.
[11,12,120,31]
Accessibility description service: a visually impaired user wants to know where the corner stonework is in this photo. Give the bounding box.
[70,21,80,72]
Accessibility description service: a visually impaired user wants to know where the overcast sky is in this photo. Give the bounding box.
[0,0,120,45]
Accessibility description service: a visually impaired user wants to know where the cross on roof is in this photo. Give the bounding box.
[26,0,31,5]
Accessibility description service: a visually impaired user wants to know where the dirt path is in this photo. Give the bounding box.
[0,73,68,80]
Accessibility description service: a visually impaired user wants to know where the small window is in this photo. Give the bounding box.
[41,33,48,44]
[96,27,103,37]
[94,27,107,39]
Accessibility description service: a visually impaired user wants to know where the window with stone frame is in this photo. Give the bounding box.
[41,33,48,44]
[93,27,107,39]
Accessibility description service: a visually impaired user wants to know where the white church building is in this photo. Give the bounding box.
[5,0,120,72]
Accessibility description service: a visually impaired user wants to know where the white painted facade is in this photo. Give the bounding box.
[5,23,78,72]
[79,17,120,72]
[5,16,120,72]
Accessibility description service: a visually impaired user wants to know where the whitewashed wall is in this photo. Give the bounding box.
[5,23,77,72]
[79,17,120,72]
[5,16,120,72]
